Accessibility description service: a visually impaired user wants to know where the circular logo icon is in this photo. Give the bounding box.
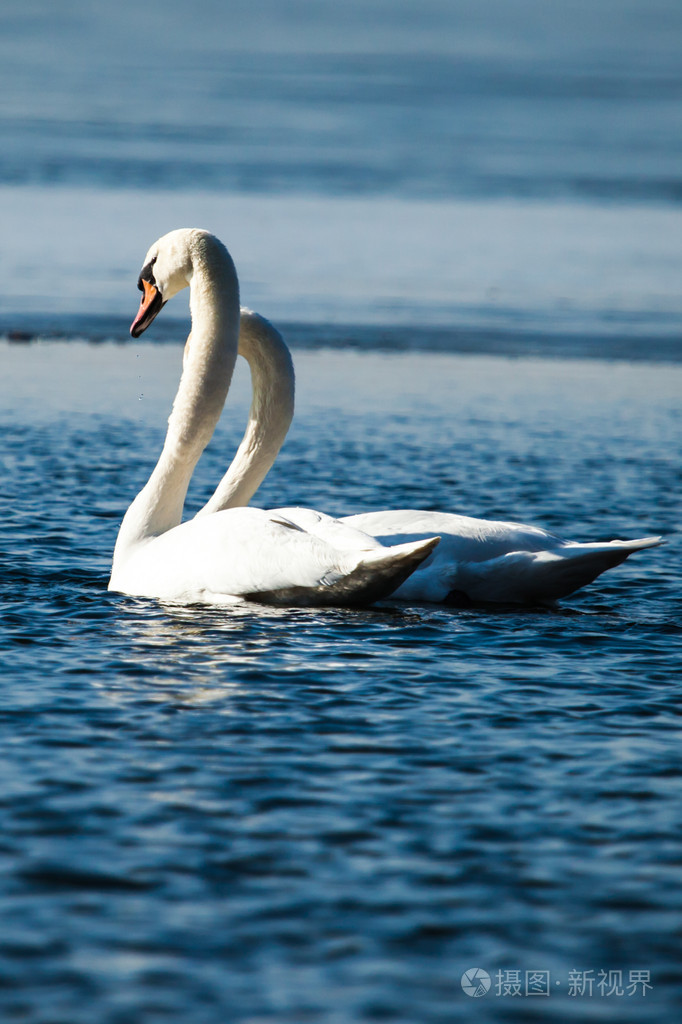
[461,968,491,997]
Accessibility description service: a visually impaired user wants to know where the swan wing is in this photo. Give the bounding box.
[274,506,385,553]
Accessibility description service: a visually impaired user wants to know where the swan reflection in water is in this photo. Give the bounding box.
[101,593,417,709]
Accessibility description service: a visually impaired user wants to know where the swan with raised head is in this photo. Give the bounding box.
[197,281,661,604]
[108,229,440,606]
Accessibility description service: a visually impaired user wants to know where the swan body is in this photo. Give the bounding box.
[271,506,660,604]
[339,510,661,603]
[112,503,439,606]
[109,229,439,606]
[198,284,661,605]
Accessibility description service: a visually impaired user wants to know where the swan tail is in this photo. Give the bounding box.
[452,536,663,604]
[245,535,441,607]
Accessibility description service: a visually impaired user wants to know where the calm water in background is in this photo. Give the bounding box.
[1,1,682,1022]
[1,0,682,335]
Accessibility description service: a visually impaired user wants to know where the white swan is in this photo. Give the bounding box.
[196,278,661,605]
[108,229,440,606]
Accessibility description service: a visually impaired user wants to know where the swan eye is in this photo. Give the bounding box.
[138,254,158,292]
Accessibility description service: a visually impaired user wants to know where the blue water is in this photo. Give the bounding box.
[2,2,682,1022]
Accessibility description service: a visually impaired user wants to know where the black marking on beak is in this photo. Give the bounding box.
[131,262,166,338]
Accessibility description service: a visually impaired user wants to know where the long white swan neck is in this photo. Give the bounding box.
[114,234,240,560]
[197,309,295,514]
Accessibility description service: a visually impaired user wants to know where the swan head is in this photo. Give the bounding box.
[130,228,207,338]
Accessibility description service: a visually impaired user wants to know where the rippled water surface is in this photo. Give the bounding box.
[1,340,680,1023]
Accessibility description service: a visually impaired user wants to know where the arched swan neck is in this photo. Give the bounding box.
[168,234,240,457]
[196,309,295,515]
[113,233,240,563]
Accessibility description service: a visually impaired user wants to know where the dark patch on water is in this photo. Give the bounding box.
[1,316,681,362]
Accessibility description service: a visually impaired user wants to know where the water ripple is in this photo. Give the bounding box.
[0,345,680,1022]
